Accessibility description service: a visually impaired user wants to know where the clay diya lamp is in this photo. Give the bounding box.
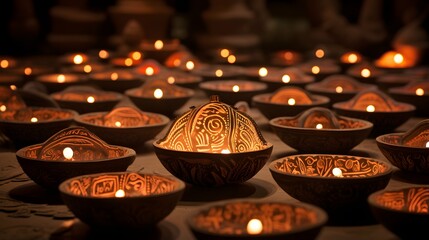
[346,62,385,84]
[59,52,90,66]
[242,66,282,81]
[59,171,185,230]
[157,70,203,89]
[187,199,327,240]
[62,62,106,75]
[269,154,393,225]
[164,50,200,70]
[388,81,429,116]
[89,69,142,92]
[305,74,377,106]
[51,86,123,114]
[0,107,77,147]
[191,64,244,81]
[368,186,429,239]
[110,54,143,68]
[133,59,165,79]
[125,78,195,117]
[374,51,414,73]
[252,86,330,119]
[298,59,341,81]
[36,73,87,93]
[74,106,170,148]
[140,38,181,62]
[270,50,303,67]
[260,67,315,92]
[153,95,273,187]
[376,119,429,174]
[15,126,136,190]
[270,107,373,153]
[339,51,363,71]
[199,80,267,105]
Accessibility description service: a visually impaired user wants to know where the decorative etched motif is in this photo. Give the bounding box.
[80,107,164,127]
[158,95,268,153]
[374,187,429,213]
[66,172,179,197]
[269,87,313,104]
[0,107,74,122]
[400,119,429,147]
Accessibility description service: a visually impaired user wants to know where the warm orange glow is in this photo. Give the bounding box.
[0,60,9,68]
[393,53,404,64]
[154,88,163,99]
[288,98,296,105]
[361,68,371,78]
[258,67,268,77]
[232,85,240,92]
[247,219,263,235]
[63,147,74,160]
[111,72,118,81]
[9,85,17,91]
[124,58,133,66]
[347,54,358,63]
[215,69,223,77]
[57,74,66,83]
[375,51,413,68]
[87,96,95,103]
[173,59,181,67]
[115,189,125,198]
[281,74,291,83]
[220,49,230,58]
[227,55,236,64]
[145,66,155,76]
[131,51,142,61]
[284,51,293,60]
[315,49,325,58]
[167,76,175,84]
[0,105,6,112]
[154,40,164,50]
[366,105,375,112]
[83,64,92,73]
[426,142,429,148]
[115,121,122,127]
[24,67,32,75]
[311,66,320,74]
[73,54,83,64]
[316,123,323,129]
[332,167,343,177]
[221,149,231,154]
[335,86,343,93]
[99,50,109,59]
[186,61,194,70]
[30,117,38,123]
[416,88,424,96]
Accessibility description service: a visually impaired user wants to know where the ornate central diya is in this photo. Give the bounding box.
[252,86,330,119]
[333,89,415,135]
[260,67,315,92]
[51,86,123,114]
[60,172,185,230]
[388,81,429,116]
[74,106,170,148]
[125,78,194,116]
[376,119,429,174]
[269,154,392,225]
[153,95,273,187]
[270,107,373,153]
[0,107,77,147]
[187,199,327,240]
[305,74,377,105]
[15,126,136,189]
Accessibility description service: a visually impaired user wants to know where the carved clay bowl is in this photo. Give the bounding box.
[270,107,373,153]
[187,199,327,240]
[60,172,185,230]
[74,107,170,148]
[0,107,77,147]
[15,127,136,190]
[269,154,392,225]
[368,186,429,239]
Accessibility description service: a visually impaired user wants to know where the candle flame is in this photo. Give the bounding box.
[186,61,194,70]
[311,66,320,74]
[0,60,9,68]
[316,123,323,129]
[315,49,325,58]
[284,51,293,60]
[282,74,291,83]
[393,53,404,64]
[416,88,424,96]
[10,85,17,91]
[232,85,240,92]
[167,76,175,84]
[145,67,154,76]
[63,147,74,160]
[124,58,133,66]
[131,51,142,61]
[332,167,343,177]
[227,55,236,64]
[154,40,164,50]
[0,105,6,112]
[366,105,375,112]
[258,67,268,77]
[361,68,371,78]
[111,72,118,81]
[115,121,122,127]
[221,149,231,154]
[115,189,125,198]
[83,64,92,73]
[99,50,109,59]
[426,141,429,148]
[335,86,343,93]
[288,98,296,105]
[173,59,181,67]
[24,67,32,75]
[57,74,66,83]
[73,54,83,64]
[220,49,230,58]
[347,54,358,63]
[30,117,38,122]
[215,69,223,77]
[87,96,95,103]
[247,219,263,235]
[154,88,163,99]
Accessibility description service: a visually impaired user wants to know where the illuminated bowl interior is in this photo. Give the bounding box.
[187,199,327,240]
[59,172,185,229]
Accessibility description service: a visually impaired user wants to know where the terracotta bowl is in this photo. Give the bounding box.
[388,81,429,117]
[187,199,327,240]
[15,127,136,190]
[74,108,170,148]
[36,73,87,93]
[368,186,429,239]
[60,172,185,230]
[0,107,77,147]
[269,154,392,225]
[270,108,373,153]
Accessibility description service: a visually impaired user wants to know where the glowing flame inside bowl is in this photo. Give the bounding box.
[311,66,320,74]
[111,72,118,81]
[83,65,92,73]
[221,149,231,154]
[282,75,290,83]
[347,54,358,63]
[215,69,223,77]
[247,218,263,235]
[24,67,32,75]
[0,105,6,112]
[87,96,95,103]
[416,88,424,96]
[154,88,163,99]
[30,117,38,123]
[315,49,324,58]
[232,85,240,92]
[227,55,236,64]
[73,54,83,64]
[115,121,122,127]
[154,40,164,50]
[115,189,125,198]
[316,123,323,129]
[131,52,141,61]
[124,58,133,67]
[57,74,66,83]
[393,53,404,64]
[167,76,175,84]
[145,67,155,76]
[335,86,343,93]
[258,67,268,77]
[220,49,229,58]
[63,147,74,160]
[361,68,371,78]
[288,98,296,105]
[99,50,109,59]
[426,142,429,148]
[1,60,9,68]
[186,61,194,70]
[332,167,343,177]
[366,105,375,112]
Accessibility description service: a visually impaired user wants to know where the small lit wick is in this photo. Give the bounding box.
[124,58,133,67]
[99,50,109,59]
[284,51,293,60]
[316,123,323,129]
[311,66,320,74]
[115,189,125,198]
[416,88,424,96]
[173,59,181,67]
[288,98,296,105]
[73,54,83,65]
[332,167,343,177]
[220,49,230,58]
[10,85,17,91]
[282,74,291,83]
[30,117,38,122]
[24,67,32,76]
[393,53,404,64]
[154,40,164,50]
[366,105,375,112]
[227,55,236,64]
[335,86,343,93]
[111,72,118,81]
[186,61,194,70]
[221,149,231,154]
[315,49,325,58]
[63,147,74,160]
[247,219,263,235]
[83,64,92,73]
[154,88,163,99]
[232,85,240,92]
[87,96,95,103]
[115,121,122,127]
[131,51,141,61]
[347,54,358,63]
[426,142,429,148]
[361,68,371,78]
[0,105,6,112]
[215,69,223,77]
[167,76,175,84]
[57,74,66,83]
[0,60,9,68]
[145,66,154,76]
[258,67,268,77]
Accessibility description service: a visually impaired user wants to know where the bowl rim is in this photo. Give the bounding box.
[252,92,330,106]
[199,79,268,92]
[186,198,328,237]
[376,133,429,150]
[269,154,393,180]
[58,171,186,199]
[0,107,79,124]
[367,186,429,216]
